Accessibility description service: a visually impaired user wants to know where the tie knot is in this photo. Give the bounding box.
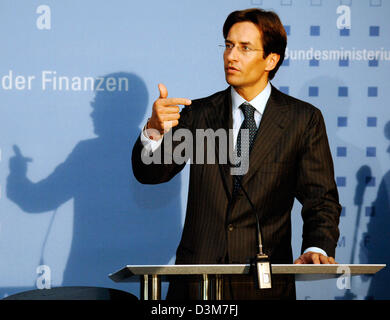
[240,102,255,120]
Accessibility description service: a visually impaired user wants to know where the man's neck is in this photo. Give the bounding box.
[233,79,269,101]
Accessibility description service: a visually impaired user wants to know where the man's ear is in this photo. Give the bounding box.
[265,53,280,72]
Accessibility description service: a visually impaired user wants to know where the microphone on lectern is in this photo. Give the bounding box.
[235,178,272,289]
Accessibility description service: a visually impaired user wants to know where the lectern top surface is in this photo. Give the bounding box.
[108,264,386,282]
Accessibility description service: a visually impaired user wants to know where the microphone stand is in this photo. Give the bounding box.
[236,178,272,289]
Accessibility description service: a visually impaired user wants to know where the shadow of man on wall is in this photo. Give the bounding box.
[6,72,182,291]
[359,121,390,299]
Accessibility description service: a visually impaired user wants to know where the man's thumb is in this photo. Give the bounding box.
[12,145,32,162]
[158,83,168,99]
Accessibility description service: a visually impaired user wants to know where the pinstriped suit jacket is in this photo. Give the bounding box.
[132,85,341,269]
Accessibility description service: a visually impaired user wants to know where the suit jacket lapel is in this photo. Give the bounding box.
[204,87,234,199]
[241,85,291,187]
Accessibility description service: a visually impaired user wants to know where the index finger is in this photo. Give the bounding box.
[328,257,337,264]
[159,98,192,106]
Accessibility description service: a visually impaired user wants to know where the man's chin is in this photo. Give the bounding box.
[225,76,241,87]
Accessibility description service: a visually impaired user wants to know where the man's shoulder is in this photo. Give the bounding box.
[177,88,229,128]
[271,85,321,115]
[191,88,229,107]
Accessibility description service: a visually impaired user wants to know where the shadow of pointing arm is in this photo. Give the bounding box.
[7,146,74,213]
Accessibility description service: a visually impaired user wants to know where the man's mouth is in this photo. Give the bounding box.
[226,66,240,73]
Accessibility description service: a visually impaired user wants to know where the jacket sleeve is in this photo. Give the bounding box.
[131,104,194,184]
[295,108,341,257]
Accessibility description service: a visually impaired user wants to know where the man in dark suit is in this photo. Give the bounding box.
[132,8,341,299]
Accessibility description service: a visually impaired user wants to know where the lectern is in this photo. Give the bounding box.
[109,264,385,300]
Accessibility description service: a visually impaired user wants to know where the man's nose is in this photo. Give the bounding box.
[225,47,239,61]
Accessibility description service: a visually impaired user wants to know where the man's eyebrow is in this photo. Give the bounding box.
[225,39,253,45]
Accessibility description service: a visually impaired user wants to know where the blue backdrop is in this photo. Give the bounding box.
[0,0,389,300]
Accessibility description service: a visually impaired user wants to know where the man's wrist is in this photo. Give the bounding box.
[303,247,327,257]
[145,118,163,141]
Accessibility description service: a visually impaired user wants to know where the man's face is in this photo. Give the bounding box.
[224,21,269,93]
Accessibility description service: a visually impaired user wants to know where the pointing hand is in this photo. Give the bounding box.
[146,83,191,140]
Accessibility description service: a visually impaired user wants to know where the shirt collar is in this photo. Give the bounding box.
[231,82,271,116]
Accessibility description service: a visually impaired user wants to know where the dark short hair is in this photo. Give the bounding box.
[223,8,287,80]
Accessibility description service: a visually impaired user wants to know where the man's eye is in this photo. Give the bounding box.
[242,46,251,51]
[226,44,234,49]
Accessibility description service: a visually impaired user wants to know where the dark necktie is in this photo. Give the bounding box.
[233,102,258,195]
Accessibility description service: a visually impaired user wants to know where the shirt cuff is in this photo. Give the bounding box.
[303,247,327,257]
[140,122,163,153]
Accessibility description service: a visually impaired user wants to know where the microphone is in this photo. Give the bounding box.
[235,177,272,289]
